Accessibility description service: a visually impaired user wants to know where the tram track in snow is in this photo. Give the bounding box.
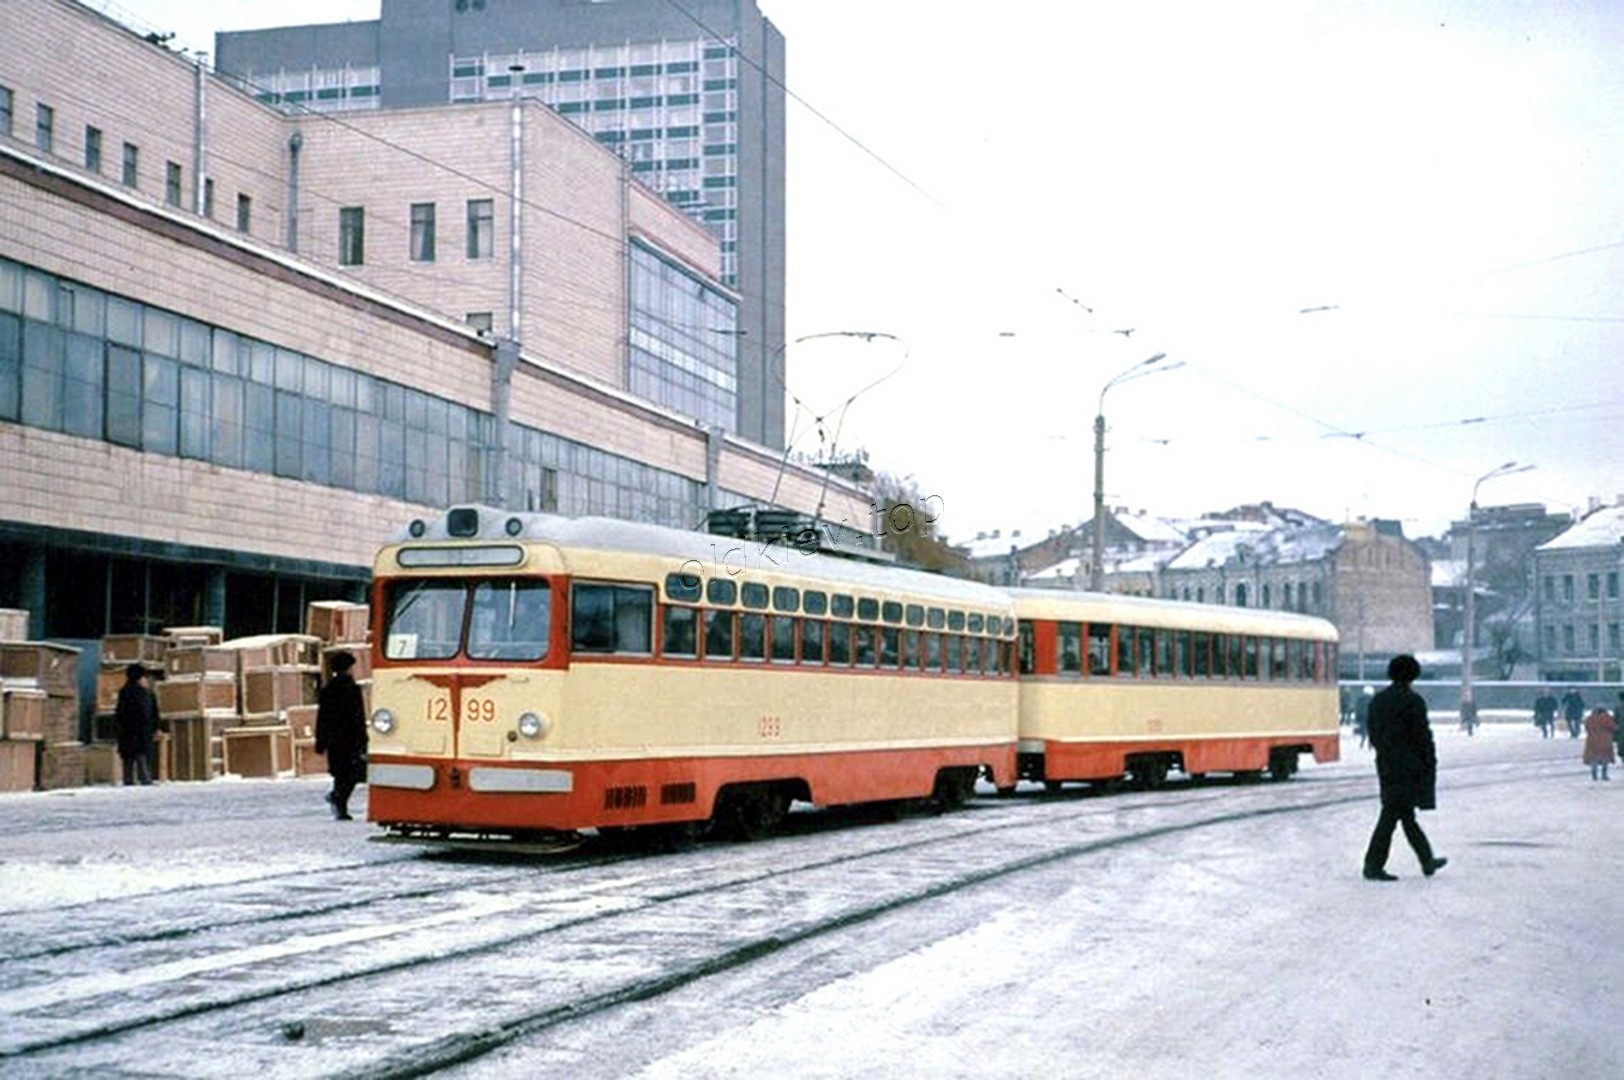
[0,752,1574,1076]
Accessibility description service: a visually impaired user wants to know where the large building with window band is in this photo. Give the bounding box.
[0,0,864,656]
[215,0,788,450]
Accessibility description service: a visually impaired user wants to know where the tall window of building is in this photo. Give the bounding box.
[165,162,183,207]
[203,178,214,219]
[1587,573,1600,601]
[409,203,436,262]
[1563,575,1574,602]
[1609,572,1620,599]
[466,199,494,259]
[35,103,54,153]
[236,193,252,233]
[84,126,102,173]
[627,242,738,430]
[0,86,12,137]
[339,207,365,265]
[121,142,139,187]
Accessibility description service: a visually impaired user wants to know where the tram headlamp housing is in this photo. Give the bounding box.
[407,519,426,538]
[371,708,397,735]
[505,516,524,537]
[517,712,546,739]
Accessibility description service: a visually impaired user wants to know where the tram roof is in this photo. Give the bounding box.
[384,507,1012,610]
[1008,587,1339,639]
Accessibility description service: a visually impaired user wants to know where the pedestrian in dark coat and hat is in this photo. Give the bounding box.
[114,663,160,786]
[1362,654,1447,881]
[314,651,368,820]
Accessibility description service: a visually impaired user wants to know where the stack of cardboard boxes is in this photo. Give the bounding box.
[0,608,83,791]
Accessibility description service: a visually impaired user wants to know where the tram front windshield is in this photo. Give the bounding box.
[381,577,551,662]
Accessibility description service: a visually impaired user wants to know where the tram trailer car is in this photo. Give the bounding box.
[365,507,1020,841]
[1011,588,1341,788]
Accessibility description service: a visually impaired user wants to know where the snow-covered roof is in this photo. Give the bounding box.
[1538,505,1624,550]
[1027,557,1083,581]
[1165,523,1344,571]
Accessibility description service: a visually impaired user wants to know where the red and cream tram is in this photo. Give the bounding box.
[1011,588,1341,787]
[364,506,1020,841]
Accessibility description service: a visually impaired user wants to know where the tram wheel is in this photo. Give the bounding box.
[932,768,976,811]
[1268,752,1298,782]
[1131,757,1170,790]
[715,785,789,841]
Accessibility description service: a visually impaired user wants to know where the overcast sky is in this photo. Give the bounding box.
[95,1,1624,541]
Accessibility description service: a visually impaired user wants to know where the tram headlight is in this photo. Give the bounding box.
[516,712,546,739]
[371,708,397,735]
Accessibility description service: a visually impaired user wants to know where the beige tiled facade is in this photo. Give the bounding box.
[0,0,865,641]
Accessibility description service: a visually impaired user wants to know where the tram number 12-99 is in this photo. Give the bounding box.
[425,698,498,723]
[758,714,782,739]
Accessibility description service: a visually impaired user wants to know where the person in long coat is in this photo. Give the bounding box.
[1362,654,1446,881]
[314,650,368,820]
[113,663,160,786]
[1582,707,1617,781]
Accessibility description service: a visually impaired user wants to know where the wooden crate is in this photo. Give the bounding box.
[222,726,295,778]
[96,668,125,713]
[157,674,237,717]
[164,626,223,647]
[306,601,370,645]
[242,667,320,718]
[293,738,326,777]
[1,687,47,740]
[40,741,85,790]
[0,643,80,696]
[43,695,79,743]
[166,646,236,678]
[90,712,117,743]
[225,634,322,672]
[168,717,220,781]
[0,609,29,642]
[284,703,319,741]
[155,731,172,782]
[0,739,36,791]
[101,634,169,665]
[83,742,119,785]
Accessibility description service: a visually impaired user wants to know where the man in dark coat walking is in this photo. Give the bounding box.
[314,651,368,820]
[1560,687,1586,738]
[1362,654,1446,881]
[114,663,160,786]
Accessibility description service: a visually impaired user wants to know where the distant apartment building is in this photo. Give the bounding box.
[1533,503,1624,683]
[0,0,860,647]
[214,0,787,448]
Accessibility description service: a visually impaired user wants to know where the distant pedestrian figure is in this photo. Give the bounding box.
[113,663,160,786]
[314,651,368,820]
[1533,691,1558,739]
[1362,655,1446,881]
[1582,707,1617,781]
[1355,685,1374,749]
[1616,694,1624,761]
[1560,688,1586,738]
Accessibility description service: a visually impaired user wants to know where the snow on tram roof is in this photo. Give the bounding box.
[1008,587,1339,638]
[386,507,1012,609]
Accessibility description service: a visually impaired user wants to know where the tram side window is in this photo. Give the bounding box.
[1226,634,1243,679]
[704,609,735,660]
[801,619,825,664]
[1118,627,1138,677]
[904,630,920,670]
[1287,638,1306,680]
[665,571,701,604]
[1212,633,1229,679]
[739,612,766,661]
[828,622,852,665]
[926,631,943,671]
[1156,628,1174,677]
[571,584,653,654]
[1087,624,1112,677]
[467,579,551,661]
[1270,637,1288,680]
[1057,622,1083,676]
[663,605,698,659]
[854,625,878,667]
[946,634,963,673]
[966,637,981,675]
[707,578,737,605]
[1176,631,1192,677]
[881,626,900,667]
[1018,622,1034,674]
[982,638,999,676]
[1137,628,1155,678]
[1192,632,1211,678]
[1242,635,1260,678]
[771,615,796,662]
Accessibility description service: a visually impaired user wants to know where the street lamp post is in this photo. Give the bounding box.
[1091,353,1173,591]
[1462,461,1535,726]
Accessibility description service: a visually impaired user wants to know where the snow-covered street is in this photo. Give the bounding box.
[0,724,1616,1079]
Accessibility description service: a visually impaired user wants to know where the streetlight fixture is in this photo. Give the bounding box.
[1091,352,1180,590]
[1461,460,1535,727]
